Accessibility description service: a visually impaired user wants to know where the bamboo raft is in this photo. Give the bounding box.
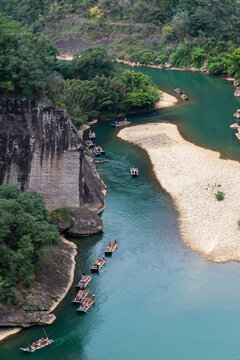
[91,258,105,271]
[77,275,92,289]
[105,241,118,255]
[174,88,189,100]
[89,130,96,139]
[111,120,131,127]
[130,167,139,176]
[72,289,89,304]
[85,140,95,147]
[77,297,95,312]
[20,339,54,352]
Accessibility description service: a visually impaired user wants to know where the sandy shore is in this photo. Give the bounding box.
[117,59,208,73]
[155,91,178,109]
[118,122,240,263]
[0,328,22,342]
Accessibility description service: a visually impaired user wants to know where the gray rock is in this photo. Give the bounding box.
[234,87,240,97]
[0,97,106,213]
[67,207,103,236]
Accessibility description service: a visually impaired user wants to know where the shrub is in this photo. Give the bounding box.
[215,191,225,201]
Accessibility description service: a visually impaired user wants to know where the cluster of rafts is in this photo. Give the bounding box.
[20,241,118,352]
[85,130,105,157]
[72,240,118,313]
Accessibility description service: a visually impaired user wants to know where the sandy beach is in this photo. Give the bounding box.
[155,91,178,109]
[118,122,240,263]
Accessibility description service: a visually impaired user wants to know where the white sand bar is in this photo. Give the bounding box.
[118,122,240,263]
[155,91,178,109]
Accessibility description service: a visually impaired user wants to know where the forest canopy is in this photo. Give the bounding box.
[0,184,59,303]
[1,0,238,78]
[0,14,160,126]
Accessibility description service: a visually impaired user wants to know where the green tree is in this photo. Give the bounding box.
[0,184,59,303]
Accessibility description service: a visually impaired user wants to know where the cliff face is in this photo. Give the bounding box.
[0,97,106,212]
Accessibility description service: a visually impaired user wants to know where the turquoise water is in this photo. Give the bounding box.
[1,69,240,360]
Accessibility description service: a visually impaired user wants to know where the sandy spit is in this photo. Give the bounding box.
[0,328,22,342]
[118,122,240,263]
[155,91,178,109]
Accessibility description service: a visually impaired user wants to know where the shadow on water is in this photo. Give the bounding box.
[1,68,240,360]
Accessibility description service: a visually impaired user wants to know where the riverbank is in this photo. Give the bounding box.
[118,122,240,263]
[155,90,178,109]
[78,91,177,134]
[0,237,77,342]
[117,59,209,73]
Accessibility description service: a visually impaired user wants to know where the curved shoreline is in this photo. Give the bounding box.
[117,59,209,73]
[155,90,178,109]
[118,123,240,263]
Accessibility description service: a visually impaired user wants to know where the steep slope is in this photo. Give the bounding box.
[0,97,106,212]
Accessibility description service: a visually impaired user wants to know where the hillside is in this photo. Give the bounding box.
[1,0,240,78]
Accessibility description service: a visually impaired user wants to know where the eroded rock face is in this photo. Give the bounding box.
[0,97,106,212]
[68,207,103,236]
[52,206,103,236]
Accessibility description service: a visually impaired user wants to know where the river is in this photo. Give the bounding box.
[1,68,240,360]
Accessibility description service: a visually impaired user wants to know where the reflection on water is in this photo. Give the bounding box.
[1,69,240,360]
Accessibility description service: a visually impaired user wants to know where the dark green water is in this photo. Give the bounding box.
[1,69,240,360]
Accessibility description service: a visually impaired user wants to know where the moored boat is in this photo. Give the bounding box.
[111,119,131,127]
[130,167,139,176]
[174,88,182,94]
[20,337,53,352]
[86,148,100,157]
[72,289,89,304]
[77,296,95,312]
[105,240,118,255]
[96,145,105,154]
[91,257,105,271]
[77,274,92,289]
[85,140,95,147]
[89,130,96,139]
[174,88,189,100]
[180,93,189,100]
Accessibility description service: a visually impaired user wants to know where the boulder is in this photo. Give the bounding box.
[66,207,103,237]
[233,109,240,119]
[234,87,240,97]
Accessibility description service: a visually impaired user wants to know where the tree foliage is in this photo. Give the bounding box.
[0,184,59,303]
[0,12,59,98]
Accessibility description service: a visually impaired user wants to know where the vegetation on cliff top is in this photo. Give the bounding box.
[0,13,160,126]
[0,184,59,304]
[57,45,160,126]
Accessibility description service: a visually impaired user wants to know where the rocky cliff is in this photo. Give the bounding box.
[0,97,106,212]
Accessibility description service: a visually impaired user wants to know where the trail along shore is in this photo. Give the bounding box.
[118,122,240,263]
